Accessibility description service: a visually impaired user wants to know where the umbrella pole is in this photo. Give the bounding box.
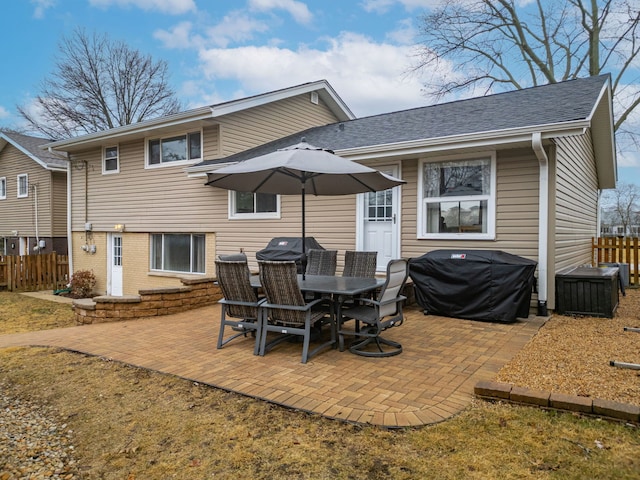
[301,183,306,280]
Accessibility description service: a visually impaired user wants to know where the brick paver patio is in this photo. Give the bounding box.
[0,304,545,427]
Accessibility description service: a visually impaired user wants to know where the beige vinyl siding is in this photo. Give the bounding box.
[554,131,599,272]
[202,124,220,159]
[400,149,540,261]
[69,93,341,232]
[0,144,55,237]
[218,95,338,156]
[215,193,359,273]
[51,171,68,236]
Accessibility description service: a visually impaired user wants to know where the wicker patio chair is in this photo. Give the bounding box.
[343,250,377,278]
[258,260,334,364]
[305,249,338,276]
[215,259,263,354]
[338,258,409,357]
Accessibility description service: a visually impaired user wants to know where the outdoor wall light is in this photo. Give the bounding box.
[114,224,125,232]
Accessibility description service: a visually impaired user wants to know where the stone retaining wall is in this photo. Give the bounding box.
[74,277,222,324]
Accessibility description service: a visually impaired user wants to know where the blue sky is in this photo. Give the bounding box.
[1,0,638,186]
[1,0,438,123]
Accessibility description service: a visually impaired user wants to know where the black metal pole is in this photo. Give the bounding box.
[301,182,306,280]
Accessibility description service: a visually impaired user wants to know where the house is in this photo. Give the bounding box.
[0,131,68,256]
[45,75,616,313]
[42,80,354,296]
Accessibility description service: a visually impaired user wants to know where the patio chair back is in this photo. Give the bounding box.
[258,260,307,326]
[377,258,409,318]
[305,249,337,276]
[343,251,377,278]
[216,259,259,319]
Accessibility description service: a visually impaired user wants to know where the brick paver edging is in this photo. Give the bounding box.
[475,380,640,424]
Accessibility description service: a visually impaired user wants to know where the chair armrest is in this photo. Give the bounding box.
[219,298,266,307]
[262,297,330,312]
[350,295,406,308]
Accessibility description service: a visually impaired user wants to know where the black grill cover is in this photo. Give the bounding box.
[409,250,537,323]
[256,237,324,273]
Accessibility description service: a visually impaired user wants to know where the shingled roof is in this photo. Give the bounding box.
[0,131,67,170]
[196,74,611,167]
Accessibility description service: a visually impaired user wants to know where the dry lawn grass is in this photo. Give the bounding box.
[1,291,639,479]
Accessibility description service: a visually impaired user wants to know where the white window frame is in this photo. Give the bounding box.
[228,191,281,220]
[417,153,497,240]
[17,174,28,198]
[149,233,206,274]
[0,177,6,200]
[145,130,203,169]
[102,145,119,174]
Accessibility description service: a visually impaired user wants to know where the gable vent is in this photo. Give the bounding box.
[310,91,319,105]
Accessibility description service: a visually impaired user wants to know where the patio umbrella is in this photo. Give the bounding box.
[205,140,406,276]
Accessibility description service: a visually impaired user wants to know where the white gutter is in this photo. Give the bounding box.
[532,132,549,315]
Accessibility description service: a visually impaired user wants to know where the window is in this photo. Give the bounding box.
[17,174,28,198]
[0,177,5,199]
[230,191,279,219]
[150,233,205,274]
[419,155,496,239]
[103,146,119,173]
[147,131,202,167]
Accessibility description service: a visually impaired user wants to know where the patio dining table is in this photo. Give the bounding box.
[250,274,384,299]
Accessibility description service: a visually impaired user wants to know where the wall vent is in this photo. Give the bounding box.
[310,91,319,105]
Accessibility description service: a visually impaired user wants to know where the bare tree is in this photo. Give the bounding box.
[18,29,182,139]
[415,0,640,148]
[601,182,640,234]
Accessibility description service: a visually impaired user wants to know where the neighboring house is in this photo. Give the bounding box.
[601,224,640,237]
[45,75,616,313]
[43,80,354,296]
[0,131,68,256]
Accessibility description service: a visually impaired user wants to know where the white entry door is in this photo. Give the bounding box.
[108,234,123,296]
[359,164,401,271]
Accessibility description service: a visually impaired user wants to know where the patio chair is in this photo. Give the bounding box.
[305,249,337,276]
[339,250,378,329]
[338,258,409,357]
[258,260,334,364]
[215,259,264,354]
[343,250,377,278]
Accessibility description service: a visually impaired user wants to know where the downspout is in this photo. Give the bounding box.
[68,159,73,275]
[52,147,74,276]
[33,183,39,247]
[532,132,549,316]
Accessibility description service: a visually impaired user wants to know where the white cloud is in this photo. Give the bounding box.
[361,0,443,13]
[154,21,195,49]
[196,32,448,117]
[204,11,270,48]
[155,12,270,50]
[0,105,9,119]
[248,0,313,24]
[88,0,196,14]
[31,0,55,19]
[386,18,418,45]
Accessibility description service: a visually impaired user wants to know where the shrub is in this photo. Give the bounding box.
[70,270,96,298]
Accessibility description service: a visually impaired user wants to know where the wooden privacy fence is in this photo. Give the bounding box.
[0,253,69,292]
[592,237,639,286]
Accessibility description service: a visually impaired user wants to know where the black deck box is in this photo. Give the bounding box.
[555,266,619,318]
